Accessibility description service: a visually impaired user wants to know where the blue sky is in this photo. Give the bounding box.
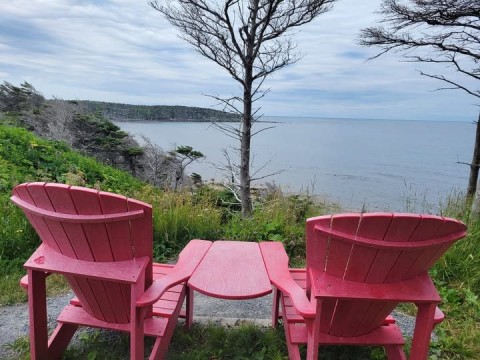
[1,0,478,121]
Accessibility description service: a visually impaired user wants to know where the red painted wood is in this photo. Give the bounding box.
[356,213,394,240]
[188,241,272,300]
[32,184,77,259]
[24,243,149,283]
[259,242,314,317]
[99,192,133,261]
[383,213,421,242]
[365,248,403,283]
[409,215,444,242]
[269,213,466,360]
[137,239,212,307]
[12,184,49,247]
[323,214,358,278]
[127,197,153,290]
[28,269,48,360]
[288,322,405,345]
[385,345,408,360]
[12,182,194,359]
[410,303,437,360]
[24,183,62,252]
[69,186,114,261]
[310,270,441,302]
[57,304,168,337]
[305,215,331,278]
[71,187,128,323]
[47,323,78,359]
[11,195,144,223]
[342,213,393,282]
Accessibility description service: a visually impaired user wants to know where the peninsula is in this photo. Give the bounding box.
[77,100,240,122]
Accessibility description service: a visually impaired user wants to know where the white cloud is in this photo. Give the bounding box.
[0,0,477,121]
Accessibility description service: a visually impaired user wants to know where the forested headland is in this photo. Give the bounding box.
[78,100,240,122]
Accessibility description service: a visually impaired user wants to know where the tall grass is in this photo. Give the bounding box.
[423,193,480,359]
[224,192,340,261]
[133,188,223,261]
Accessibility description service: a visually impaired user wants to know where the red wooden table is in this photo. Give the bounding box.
[188,240,272,300]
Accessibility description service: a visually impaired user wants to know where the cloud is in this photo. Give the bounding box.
[0,0,477,121]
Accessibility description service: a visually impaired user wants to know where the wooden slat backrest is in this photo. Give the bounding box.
[12,182,153,324]
[306,212,466,336]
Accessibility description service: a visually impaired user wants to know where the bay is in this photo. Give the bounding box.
[116,117,473,212]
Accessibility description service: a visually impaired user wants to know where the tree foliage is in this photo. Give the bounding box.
[0,81,44,113]
[360,0,480,99]
[151,0,336,216]
[169,145,205,190]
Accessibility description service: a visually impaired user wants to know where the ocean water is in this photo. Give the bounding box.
[116,117,473,212]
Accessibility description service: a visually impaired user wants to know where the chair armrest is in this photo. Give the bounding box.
[24,243,149,284]
[259,242,315,318]
[136,239,212,307]
[433,306,445,325]
[19,272,53,290]
[310,268,441,303]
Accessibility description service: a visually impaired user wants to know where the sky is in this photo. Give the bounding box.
[0,0,478,121]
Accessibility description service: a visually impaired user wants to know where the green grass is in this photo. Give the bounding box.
[424,195,480,359]
[4,324,387,360]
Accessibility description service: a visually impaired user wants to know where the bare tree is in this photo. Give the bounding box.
[150,0,336,217]
[359,0,480,198]
[37,99,77,145]
[139,135,177,187]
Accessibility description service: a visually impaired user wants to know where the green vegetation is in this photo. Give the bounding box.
[427,198,480,359]
[0,115,479,359]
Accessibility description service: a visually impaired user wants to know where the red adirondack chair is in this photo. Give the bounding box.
[260,212,467,360]
[11,182,212,360]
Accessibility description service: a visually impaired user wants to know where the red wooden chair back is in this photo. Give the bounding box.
[11,182,153,324]
[306,212,466,337]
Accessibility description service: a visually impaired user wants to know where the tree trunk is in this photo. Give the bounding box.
[240,71,253,217]
[467,113,480,198]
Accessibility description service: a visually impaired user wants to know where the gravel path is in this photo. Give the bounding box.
[0,292,417,359]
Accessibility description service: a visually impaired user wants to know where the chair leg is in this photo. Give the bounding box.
[272,287,281,328]
[150,288,185,360]
[131,307,147,360]
[385,345,407,360]
[281,296,302,360]
[28,269,48,360]
[409,303,436,360]
[283,323,302,360]
[47,323,78,359]
[305,298,322,360]
[305,317,320,360]
[185,286,194,329]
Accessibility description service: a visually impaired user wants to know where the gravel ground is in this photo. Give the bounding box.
[0,292,417,359]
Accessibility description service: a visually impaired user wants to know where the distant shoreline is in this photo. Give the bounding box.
[113,119,282,124]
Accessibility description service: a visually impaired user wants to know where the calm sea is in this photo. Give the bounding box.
[116,117,473,212]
